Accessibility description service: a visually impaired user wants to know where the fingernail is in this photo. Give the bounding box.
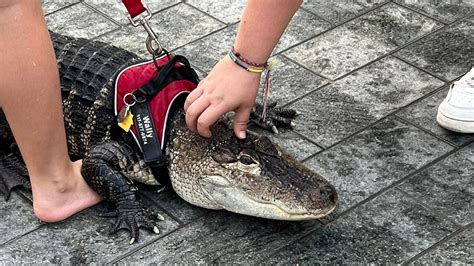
[238,131,246,139]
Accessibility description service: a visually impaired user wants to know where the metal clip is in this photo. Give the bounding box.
[128,4,164,56]
[118,93,137,123]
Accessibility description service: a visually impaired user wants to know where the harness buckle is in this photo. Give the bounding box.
[127,4,164,56]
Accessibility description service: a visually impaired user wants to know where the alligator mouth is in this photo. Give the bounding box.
[199,175,338,221]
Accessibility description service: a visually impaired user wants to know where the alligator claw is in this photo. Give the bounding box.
[250,102,298,133]
[272,125,279,135]
[107,206,162,244]
[147,207,165,221]
[155,213,165,221]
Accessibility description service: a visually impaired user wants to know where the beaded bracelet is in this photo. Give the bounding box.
[228,47,273,122]
[227,50,266,73]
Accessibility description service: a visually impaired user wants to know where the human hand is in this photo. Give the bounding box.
[184,56,261,139]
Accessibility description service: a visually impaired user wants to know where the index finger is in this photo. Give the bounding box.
[195,104,228,138]
[184,86,203,112]
[185,96,210,133]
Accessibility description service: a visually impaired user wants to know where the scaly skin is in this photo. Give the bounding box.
[0,32,338,243]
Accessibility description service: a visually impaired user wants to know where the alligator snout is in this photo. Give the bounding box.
[307,182,338,218]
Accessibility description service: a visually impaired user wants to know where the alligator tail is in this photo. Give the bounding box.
[0,150,30,200]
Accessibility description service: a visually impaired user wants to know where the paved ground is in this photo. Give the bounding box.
[1,0,473,264]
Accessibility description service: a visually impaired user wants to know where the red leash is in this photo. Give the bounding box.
[121,0,146,18]
[121,0,164,56]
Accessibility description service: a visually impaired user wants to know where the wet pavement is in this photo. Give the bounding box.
[1,0,472,264]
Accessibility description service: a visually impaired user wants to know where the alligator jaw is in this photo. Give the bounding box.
[199,175,337,220]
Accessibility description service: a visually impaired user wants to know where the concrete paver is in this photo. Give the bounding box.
[394,0,474,23]
[41,0,79,15]
[187,0,246,24]
[265,189,458,264]
[398,144,474,226]
[396,19,474,81]
[412,225,473,264]
[1,198,180,264]
[304,118,453,213]
[285,3,441,79]
[302,0,388,24]
[0,193,40,246]
[397,86,474,146]
[118,211,321,264]
[46,3,119,39]
[174,24,238,72]
[289,57,445,146]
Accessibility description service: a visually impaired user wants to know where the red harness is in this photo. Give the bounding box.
[114,54,199,176]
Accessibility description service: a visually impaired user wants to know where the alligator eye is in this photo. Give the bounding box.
[240,154,256,165]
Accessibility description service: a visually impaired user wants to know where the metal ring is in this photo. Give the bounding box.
[146,34,164,56]
[123,93,137,106]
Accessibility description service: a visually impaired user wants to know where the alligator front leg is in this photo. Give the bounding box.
[81,141,162,244]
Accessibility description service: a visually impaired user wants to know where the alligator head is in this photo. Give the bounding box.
[168,113,338,220]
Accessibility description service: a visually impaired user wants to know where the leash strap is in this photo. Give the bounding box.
[122,0,146,18]
[121,0,163,56]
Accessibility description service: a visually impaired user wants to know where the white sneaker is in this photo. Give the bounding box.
[437,68,474,133]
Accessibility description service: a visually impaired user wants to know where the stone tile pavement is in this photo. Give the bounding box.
[1,0,473,264]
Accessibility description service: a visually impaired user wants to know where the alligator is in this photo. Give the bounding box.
[0,32,338,243]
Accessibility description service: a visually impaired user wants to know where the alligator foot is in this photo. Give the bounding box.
[102,200,163,244]
[82,140,164,243]
[0,152,30,200]
[250,102,299,134]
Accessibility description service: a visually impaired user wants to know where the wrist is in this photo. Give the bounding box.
[232,43,271,64]
[226,46,269,77]
[223,55,263,78]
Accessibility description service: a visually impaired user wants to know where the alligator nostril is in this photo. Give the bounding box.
[329,186,338,204]
[321,184,338,205]
[308,184,338,208]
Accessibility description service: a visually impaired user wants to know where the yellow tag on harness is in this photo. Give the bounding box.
[118,112,134,132]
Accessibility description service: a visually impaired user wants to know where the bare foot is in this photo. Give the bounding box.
[31,160,102,223]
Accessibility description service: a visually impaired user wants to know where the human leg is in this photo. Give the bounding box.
[0,0,101,222]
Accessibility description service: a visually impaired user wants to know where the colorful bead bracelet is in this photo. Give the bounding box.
[227,47,273,122]
[227,51,266,73]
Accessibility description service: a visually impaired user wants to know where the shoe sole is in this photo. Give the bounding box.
[436,112,474,133]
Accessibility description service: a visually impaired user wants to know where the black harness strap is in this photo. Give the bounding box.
[133,55,197,102]
[128,55,198,185]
